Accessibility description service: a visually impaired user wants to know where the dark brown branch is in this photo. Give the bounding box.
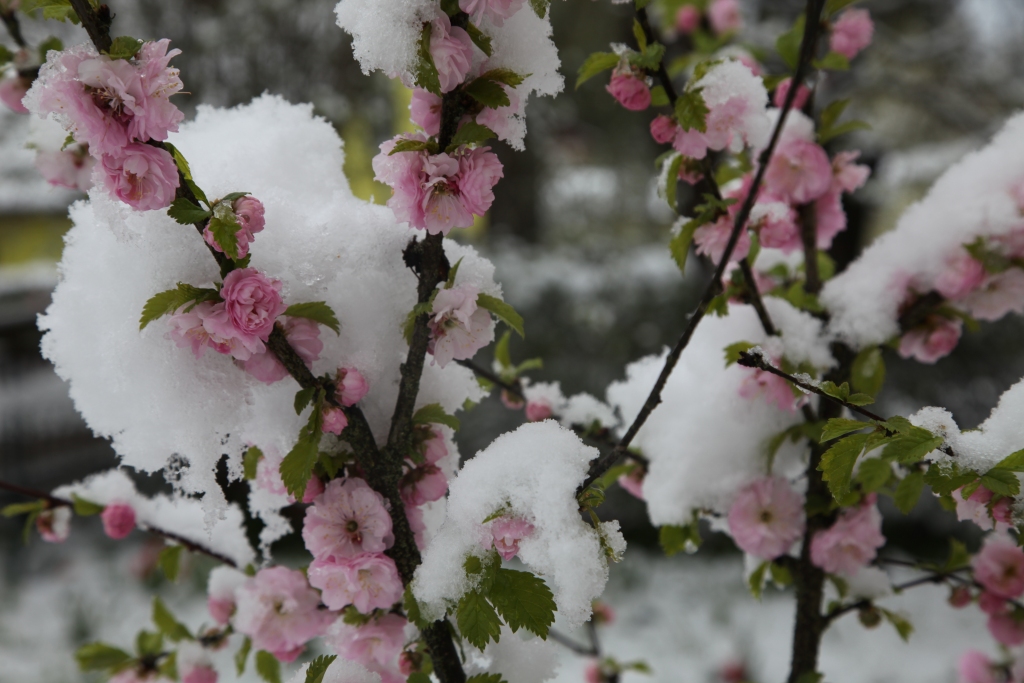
[738,258,777,335]
[456,358,523,401]
[798,202,820,294]
[582,0,826,492]
[1,7,27,48]
[547,627,599,657]
[66,0,112,53]
[824,574,946,625]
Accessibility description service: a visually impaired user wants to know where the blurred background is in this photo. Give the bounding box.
[2,0,1024,680]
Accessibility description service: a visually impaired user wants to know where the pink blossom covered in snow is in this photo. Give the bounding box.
[233,567,334,662]
[203,195,266,260]
[898,317,962,364]
[727,477,805,559]
[693,214,751,265]
[606,68,651,111]
[459,0,526,27]
[430,14,474,94]
[956,485,1013,532]
[475,82,521,143]
[400,464,448,507]
[708,0,742,35]
[303,478,395,561]
[934,254,986,301]
[739,363,805,412]
[34,148,95,191]
[675,5,701,34]
[36,506,71,542]
[241,316,322,384]
[0,75,29,113]
[326,614,406,683]
[336,366,369,406]
[962,269,1024,322]
[830,9,874,61]
[101,502,136,540]
[525,398,553,422]
[308,554,404,613]
[973,535,1024,599]
[100,143,179,211]
[810,495,885,576]
[322,407,349,436]
[752,201,801,252]
[772,78,810,111]
[488,516,534,560]
[427,284,495,368]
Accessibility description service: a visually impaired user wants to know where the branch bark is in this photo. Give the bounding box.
[1,6,26,48]
[66,0,112,53]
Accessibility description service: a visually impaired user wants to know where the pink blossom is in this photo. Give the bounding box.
[956,485,1013,532]
[34,148,95,191]
[708,0,742,35]
[308,554,404,613]
[673,126,709,159]
[988,612,1024,646]
[675,5,701,34]
[181,666,217,683]
[772,78,810,111]
[704,97,752,153]
[979,591,1006,616]
[456,146,503,217]
[974,536,1024,599]
[727,477,805,560]
[963,269,1024,322]
[207,566,247,625]
[101,503,136,540]
[585,661,602,683]
[372,134,430,228]
[322,407,349,436]
[617,467,645,500]
[0,75,29,113]
[400,464,448,507]
[220,268,286,342]
[241,316,322,384]
[501,389,525,410]
[167,302,230,359]
[948,586,972,609]
[427,284,495,368]
[753,201,801,252]
[100,143,179,211]
[693,215,751,265]
[410,89,442,136]
[813,189,847,250]
[334,366,369,406]
[430,14,475,94]
[406,503,427,550]
[326,614,406,682]
[525,399,553,422]
[606,70,651,111]
[420,426,448,465]
[958,650,997,683]
[764,137,833,205]
[303,475,325,504]
[830,9,873,60]
[935,254,986,301]
[810,496,885,576]
[110,668,173,683]
[131,39,186,142]
[489,517,534,560]
[203,195,266,260]
[233,566,334,662]
[459,0,526,27]
[420,153,473,232]
[831,150,871,194]
[36,507,71,543]
[898,317,962,364]
[650,115,678,144]
[591,601,615,625]
[303,477,395,561]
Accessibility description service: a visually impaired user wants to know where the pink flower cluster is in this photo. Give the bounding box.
[253,448,324,503]
[320,366,370,436]
[411,80,522,145]
[202,195,266,260]
[727,477,805,560]
[956,484,1013,533]
[34,145,95,192]
[427,283,496,367]
[32,41,185,210]
[167,268,286,363]
[809,494,885,576]
[971,535,1024,646]
[401,425,450,549]
[303,478,403,614]
[326,613,409,683]
[372,136,503,234]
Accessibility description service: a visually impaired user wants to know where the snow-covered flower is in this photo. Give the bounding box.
[34,147,95,191]
[606,68,650,111]
[727,477,805,560]
[488,516,534,561]
[207,566,248,625]
[898,317,962,364]
[962,269,1024,322]
[956,485,1013,532]
[525,398,553,422]
[233,567,334,662]
[308,554,404,613]
[203,195,266,260]
[739,362,805,413]
[326,614,406,683]
[427,284,495,368]
[36,506,71,542]
[303,478,395,561]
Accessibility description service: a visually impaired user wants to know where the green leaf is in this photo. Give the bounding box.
[494,330,512,369]
[412,403,460,431]
[305,655,338,683]
[575,52,619,89]
[404,586,432,630]
[219,191,250,204]
[851,347,885,398]
[795,673,823,683]
[403,301,434,344]
[819,433,869,497]
[663,153,683,211]
[255,651,281,683]
[139,283,222,330]
[136,631,164,657]
[21,0,80,24]
[825,0,861,15]
[456,590,502,651]
[528,0,549,17]
[415,24,442,96]
[235,637,252,676]
[389,138,436,155]
[878,608,913,642]
[158,545,183,582]
[294,387,316,415]
[945,538,970,571]
[447,122,498,152]
[649,85,669,107]
[465,78,510,109]
[818,119,871,145]
[776,15,805,71]
[284,302,341,335]
[880,429,944,465]
[894,470,925,514]
[925,463,977,496]
[37,36,63,61]
[467,676,506,683]
[659,522,700,556]
[409,674,434,683]
[629,42,666,71]
[632,18,648,52]
[280,399,324,499]
[669,217,700,273]
[994,449,1024,472]
[674,89,709,133]
[185,179,210,208]
[160,142,192,181]
[106,36,143,60]
[243,445,263,480]
[723,341,757,367]
[980,469,1021,497]
[476,293,524,337]
[208,210,241,261]
[488,568,556,638]
[1,500,46,517]
[158,651,178,680]
[465,22,493,57]
[855,458,892,492]
[69,494,102,516]
[446,256,464,289]
[168,198,213,226]
[75,642,133,671]
[813,51,850,71]
[846,392,875,407]
[820,418,868,443]
[152,596,192,641]
[477,68,526,88]
[748,561,768,600]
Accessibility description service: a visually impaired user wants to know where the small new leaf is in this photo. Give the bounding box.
[447,122,497,152]
[152,596,193,642]
[476,294,524,337]
[819,433,869,497]
[1,500,46,517]
[106,36,143,60]
[487,568,556,638]
[456,590,502,651]
[659,522,700,556]
[669,217,700,273]
[243,445,263,480]
[75,642,133,671]
[813,51,850,71]
[855,458,892,493]
[879,608,914,642]
[389,138,437,155]
[72,494,104,516]
[168,198,213,225]
[675,89,709,132]
[994,449,1024,472]
[576,52,619,89]
[294,387,316,416]
[851,346,885,398]
[529,0,549,17]
[820,418,868,443]
[280,401,324,499]
[477,68,526,88]
[980,469,1021,497]
[415,24,442,95]
[158,544,183,582]
[284,302,341,334]
[412,403,460,431]
[304,655,338,683]
[255,651,281,683]
[466,22,493,57]
[775,15,805,70]
[465,77,510,109]
[881,429,944,465]
[894,470,925,514]
[235,637,252,676]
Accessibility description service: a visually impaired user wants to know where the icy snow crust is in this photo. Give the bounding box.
[413,420,619,630]
[822,110,1024,347]
[606,301,832,525]
[39,95,489,531]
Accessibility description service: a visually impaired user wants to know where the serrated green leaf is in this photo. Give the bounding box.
[158,651,177,680]
[139,283,222,330]
[528,0,549,17]
[403,301,434,345]
[821,418,869,443]
[389,139,436,155]
[846,393,875,406]
[219,191,250,204]
[477,68,526,88]
[669,217,700,273]
[723,341,757,367]
[457,590,502,651]
[403,586,431,630]
[235,637,252,676]
[813,51,850,71]
[75,642,133,671]
[855,458,892,492]
[255,651,281,683]
[447,122,497,152]
[41,2,78,23]
[649,85,669,107]
[415,24,442,96]
[243,445,263,480]
[168,198,212,226]
[106,36,143,59]
[185,179,209,207]
[446,256,464,289]
[632,18,648,52]
[659,522,700,556]
[851,347,885,398]
[304,655,338,683]
[487,568,556,638]
[465,22,493,57]
[284,302,341,335]
[1,500,47,517]
[294,387,316,416]
[152,596,192,641]
[575,52,619,89]
[160,142,192,182]
[465,78,510,109]
[994,449,1024,472]
[894,470,925,514]
[770,561,792,586]
[663,153,683,211]
[818,98,848,131]
[748,561,769,600]
[412,403,460,431]
[675,89,709,133]
[818,119,871,145]
[280,400,324,499]
[924,463,977,496]
[945,538,970,571]
[476,294,524,337]
[630,42,666,71]
[981,469,1021,497]
[776,15,805,71]
[208,211,241,261]
[880,431,944,465]
[72,494,104,516]
[819,433,869,497]
[158,544,182,582]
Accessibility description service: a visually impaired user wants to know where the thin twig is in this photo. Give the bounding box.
[548,628,598,657]
[824,574,945,624]
[1,7,27,48]
[455,358,523,400]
